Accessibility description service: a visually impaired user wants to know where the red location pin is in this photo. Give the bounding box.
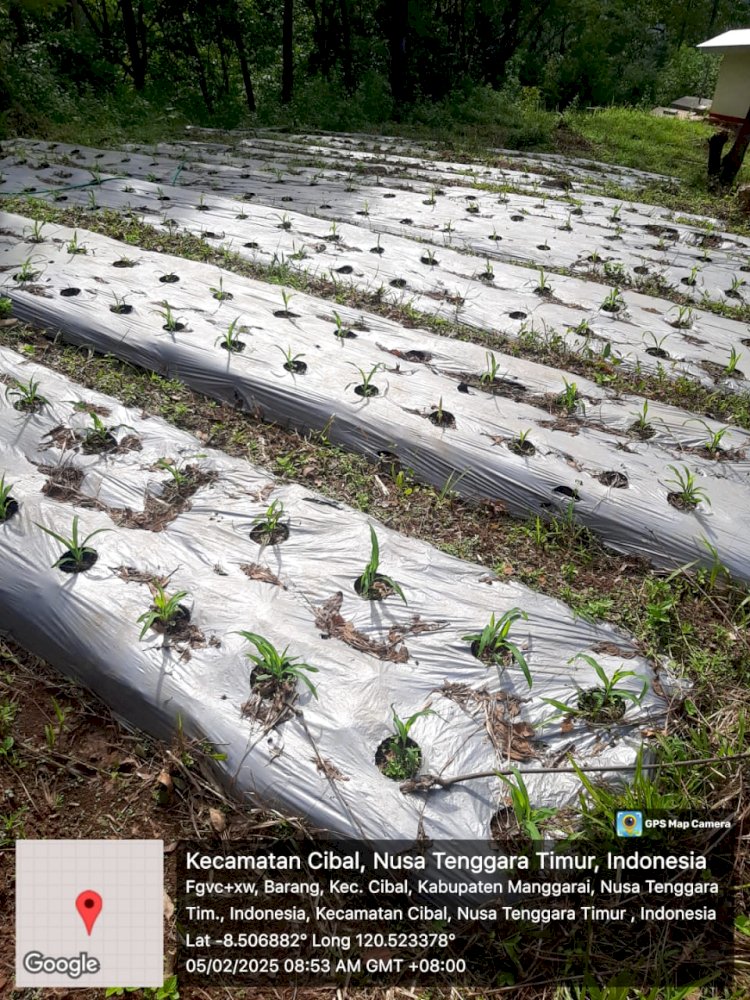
[76,890,103,936]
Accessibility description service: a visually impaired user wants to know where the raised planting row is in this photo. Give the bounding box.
[0,344,673,841]
[3,214,750,581]
[3,138,724,306]
[2,144,747,391]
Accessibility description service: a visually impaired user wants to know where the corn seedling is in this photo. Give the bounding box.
[5,377,47,410]
[137,584,189,639]
[328,221,339,241]
[481,258,494,280]
[665,464,711,508]
[631,401,652,436]
[393,467,415,496]
[687,418,729,456]
[356,526,406,603]
[480,352,501,385]
[332,311,354,341]
[670,305,693,329]
[110,292,131,315]
[349,362,383,397]
[511,428,535,456]
[421,248,437,266]
[443,220,454,235]
[36,516,109,570]
[496,767,557,839]
[0,297,11,318]
[601,287,624,313]
[280,289,294,313]
[544,654,647,723]
[462,608,532,688]
[536,267,551,294]
[237,631,318,697]
[157,302,184,332]
[277,212,292,230]
[251,499,286,542]
[82,412,127,451]
[25,219,45,243]
[558,379,579,413]
[684,265,700,286]
[155,458,190,486]
[726,346,743,375]
[381,706,434,779]
[424,188,437,206]
[278,345,306,373]
[216,317,245,352]
[0,475,16,520]
[210,276,232,301]
[86,189,98,210]
[371,233,384,253]
[15,255,38,282]
[196,193,209,210]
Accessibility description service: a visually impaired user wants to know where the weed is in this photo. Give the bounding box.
[356,526,407,603]
[36,516,109,571]
[137,584,190,639]
[5,377,47,411]
[462,609,532,688]
[0,297,11,318]
[497,767,557,839]
[665,465,711,509]
[237,631,318,697]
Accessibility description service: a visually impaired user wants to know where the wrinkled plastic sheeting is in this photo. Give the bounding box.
[1,151,749,391]
[0,344,674,840]
[1,138,735,309]
[3,214,750,582]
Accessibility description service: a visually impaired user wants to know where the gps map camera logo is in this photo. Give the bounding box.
[15,840,163,987]
[616,810,643,837]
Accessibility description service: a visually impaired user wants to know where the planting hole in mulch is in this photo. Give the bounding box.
[469,640,513,667]
[510,215,524,222]
[220,340,246,353]
[13,397,45,414]
[629,421,656,440]
[489,807,530,848]
[15,271,40,282]
[421,254,438,266]
[250,522,289,545]
[283,359,307,374]
[633,265,649,275]
[403,350,432,363]
[81,431,118,455]
[681,276,696,286]
[248,664,296,703]
[488,233,502,241]
[354,573,397,601]
[668,492,698,512]
[333,326,357,339]
[383,193,396,198]
[428,408,456,428]
[1,498,19,523]
[375,735,422,781]
[336,265,353,274]
[553,485,580,501]
[390,278,408,289]
[509,438,536,456]
[370,245,385,254]
[147,603,195,642]
[109,304,133,315]
[212,290,233,301]
[320,204,333,210]
[58,548,98,574]
[577,687,626,723]
[509,311,527,320]
[243,242,259,249]
[163,321,186,332]
[399,218,413,225]
[537,244,550,251]
[274,310,300,319]
[354,383,379,397]
[159,273,179,283]
[480,270,494,281]
[702,359,744,380]
[112,259,137,268]
[645,346,670,359]
[281,196,293,202]
[644,224,678,240]
[598,471,628,488]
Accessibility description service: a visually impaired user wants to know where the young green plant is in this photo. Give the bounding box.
[137,584,189,639]
[237,631,318,697]
[462,609,532,688]
[356,526,407,604]
[496,767,557,839]
[381,706,434,779]
[36,516,109,570]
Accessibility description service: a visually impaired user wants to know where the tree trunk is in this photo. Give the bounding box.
[718,106,750,188]
[120,0,147,89]
[340,0,354,92]
[282,0,294,104]
[235,28,256,113]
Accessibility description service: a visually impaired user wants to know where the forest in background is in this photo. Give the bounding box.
[0,0,741,145]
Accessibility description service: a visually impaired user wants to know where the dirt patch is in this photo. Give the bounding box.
[441,682,537,761]
[314,591,409,661]
[241,563,286,588]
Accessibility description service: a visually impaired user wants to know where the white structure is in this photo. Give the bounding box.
[698,29,750,124]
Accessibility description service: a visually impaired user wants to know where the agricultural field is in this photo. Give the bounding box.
[1,129,749,996]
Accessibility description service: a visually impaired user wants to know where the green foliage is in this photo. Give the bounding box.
[462,609,532,688]
[356,525,407,604]
[237,631,318,697]
[497,767,557,839]
[0,475,16,520]
[137,584,189,639]
[36,515,109,569]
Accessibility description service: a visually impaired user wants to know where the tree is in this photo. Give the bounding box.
[282,0,293,103]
